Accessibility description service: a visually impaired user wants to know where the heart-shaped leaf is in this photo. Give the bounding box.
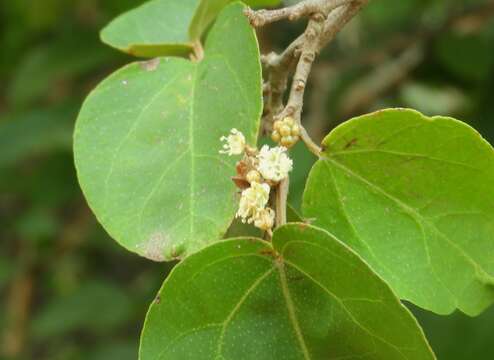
[101,0,280,57]
[303,108,494,316]
[140,224,435,359]
[74,3,261,261]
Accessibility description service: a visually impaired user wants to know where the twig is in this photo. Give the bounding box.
[247,0,370,228]
[246,0,370,157]
[275,177,289,226]
[245,0,354,26]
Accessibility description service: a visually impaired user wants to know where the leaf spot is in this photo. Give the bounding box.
[140,58,160,72]
[344,138,358,150]
[142,231,168,262]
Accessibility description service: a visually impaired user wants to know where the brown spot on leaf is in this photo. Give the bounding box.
[259,248,279,259]
[344,138,358,150]
[298,222,309,230]
[142,232,168,262]
[140,58,160,72]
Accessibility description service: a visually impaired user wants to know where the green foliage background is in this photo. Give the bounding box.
[1,0,493,359]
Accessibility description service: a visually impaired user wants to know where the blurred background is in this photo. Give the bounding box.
[1,0,493,359]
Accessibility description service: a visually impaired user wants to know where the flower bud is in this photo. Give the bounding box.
[280,125,291,137]
[283,116,295,127]
[271,130,281,143]
[281,136,294,147]
[254,207,275,230]
[246,170,261,184]
[273,120,283,132]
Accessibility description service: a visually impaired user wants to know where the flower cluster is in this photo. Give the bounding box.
[236,182,274,230]
[271,117,300,148]
[257,145,293,182]
[219,129,293,231]
[220,128,245,156]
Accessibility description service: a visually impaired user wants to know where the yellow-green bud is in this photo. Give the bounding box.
[281,136,294,147]
[246,170,261,183]
[280,125,291,137]
[283,116,295,127]
[291,124,301,137]
[273,120,283,132]
[271,130,281,143]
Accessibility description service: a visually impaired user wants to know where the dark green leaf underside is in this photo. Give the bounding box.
[101,0,281,57]
[75,3,262,261]
[303,108,494,316]
[140,224,435,360]
[100,0,199,57]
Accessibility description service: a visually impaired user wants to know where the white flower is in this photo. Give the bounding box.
[219,128,245,156]
[236,182,270,223]
[253,207,275,230]
[257,145,293,182]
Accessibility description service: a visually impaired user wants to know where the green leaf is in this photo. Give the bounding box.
[303,108,494,316]
[101,0,280,57]
[100,0,199,57]
[74,3,262,261]
[140,224,435,360]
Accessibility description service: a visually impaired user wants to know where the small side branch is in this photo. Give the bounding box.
[247,0,370,157]
[245,0,354,26]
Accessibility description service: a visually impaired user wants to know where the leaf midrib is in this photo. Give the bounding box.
[280,239,419,360]
[277,262,311,360]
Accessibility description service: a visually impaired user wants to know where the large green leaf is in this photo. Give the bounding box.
[140,224,435,359]
[74,3,262,261]
[101,0,280,57]
[303,108,494,316]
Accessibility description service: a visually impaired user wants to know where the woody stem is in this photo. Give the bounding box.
[275,177,289,227]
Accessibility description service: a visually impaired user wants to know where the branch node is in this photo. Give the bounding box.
[302,52,316,63]
[311,12,326,22]
[306,28,318,40]
[295,80,306,91]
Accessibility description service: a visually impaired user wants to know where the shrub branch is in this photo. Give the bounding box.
[246,0,369,158]
[245,0,369,227]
